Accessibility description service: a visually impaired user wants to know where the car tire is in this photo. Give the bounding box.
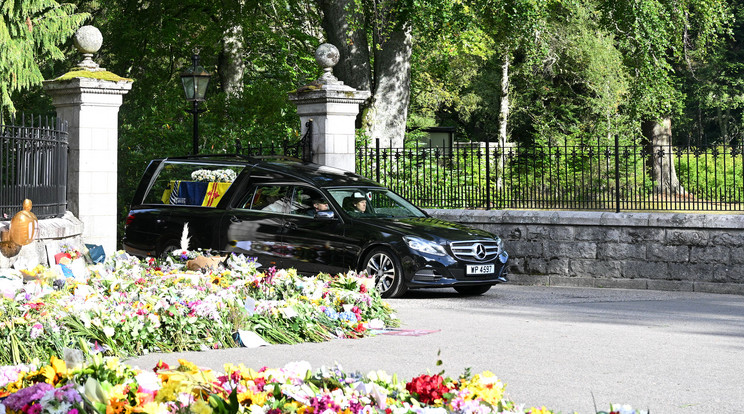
[159,241,180,259]
[454,285,492,295]
[363,248,407,298]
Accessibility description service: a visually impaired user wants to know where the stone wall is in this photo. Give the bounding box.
[427,209,744,295]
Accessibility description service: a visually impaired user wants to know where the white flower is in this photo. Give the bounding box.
[282,361,312,379]
[354,382,389,409]
[103,326,115,337]
[367,319,385,330]
[366,370,394,385]
[29,323,44,339]
[280,306,299,319]
[611,404,643,414]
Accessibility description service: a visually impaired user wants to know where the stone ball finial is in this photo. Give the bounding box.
[73,25,104,71]
[73,25,103,54]
[315,43,340,69]
[313,43,343,86]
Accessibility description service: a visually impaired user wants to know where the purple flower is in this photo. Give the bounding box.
[309,394,341,413]
[55,384,82,404]
[3,382,54,411]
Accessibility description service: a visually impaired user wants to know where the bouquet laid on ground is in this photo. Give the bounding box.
[0,251,398,366]
[0,354,646,414]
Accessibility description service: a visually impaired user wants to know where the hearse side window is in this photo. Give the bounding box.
[243,185,293,213]
[142,162,242,207]
[288,187,328,216]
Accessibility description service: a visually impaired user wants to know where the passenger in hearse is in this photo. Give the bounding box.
[343,193,368,215]
[306,198,330,216]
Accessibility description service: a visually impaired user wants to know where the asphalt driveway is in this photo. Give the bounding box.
[126,285,744,413]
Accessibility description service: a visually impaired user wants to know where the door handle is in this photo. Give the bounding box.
[230,215,240,223]
[283,222,297,230]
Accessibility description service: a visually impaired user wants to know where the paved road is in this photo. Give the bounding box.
[126,285,744,414]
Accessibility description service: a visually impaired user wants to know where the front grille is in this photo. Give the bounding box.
[449,240,501,262]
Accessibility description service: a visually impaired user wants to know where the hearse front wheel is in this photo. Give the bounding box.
[363,248,407,298]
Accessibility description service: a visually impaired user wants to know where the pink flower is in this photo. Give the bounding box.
[30,323,44,339]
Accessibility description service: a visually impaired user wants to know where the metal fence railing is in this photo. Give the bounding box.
[357,139,744,212]
[237,120,313,162]
[1,114,68,219]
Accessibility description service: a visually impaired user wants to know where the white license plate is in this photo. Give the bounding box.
[466,264,495,275]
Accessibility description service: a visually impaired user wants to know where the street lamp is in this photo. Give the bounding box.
[180,53,210,155]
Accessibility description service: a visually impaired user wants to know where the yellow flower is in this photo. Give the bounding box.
[38,365,57,384]
[177,359,200,372]
[155,378,183,403]
[142,401,169,414]
[527,407,554,414]
[190,399,213,414]
[237,390,268,406]
[460,371,506,405]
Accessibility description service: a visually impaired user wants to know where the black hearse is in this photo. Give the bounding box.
[123,156,508,298]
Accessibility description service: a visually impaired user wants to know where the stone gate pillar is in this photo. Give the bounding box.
[43,26,132,255]
[288,44,370,172]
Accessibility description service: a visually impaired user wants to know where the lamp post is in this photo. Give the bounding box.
[180,53,210,155]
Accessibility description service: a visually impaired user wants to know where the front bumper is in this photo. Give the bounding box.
[403,250,509,289]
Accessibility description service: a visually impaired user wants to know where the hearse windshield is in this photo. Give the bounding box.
[327,187,426,219]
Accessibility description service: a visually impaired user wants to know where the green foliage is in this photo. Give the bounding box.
[65,0,321,239]
[598,0,732,120]
[0,0,88,115]
[675,146,744,203]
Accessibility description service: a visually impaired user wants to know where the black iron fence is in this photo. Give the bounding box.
[237,120,313,162]
[357,139,744,212]
[1,114,68,219]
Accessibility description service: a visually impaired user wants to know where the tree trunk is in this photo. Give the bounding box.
[642,117,686,195]
[496,52,510,190]
[218,23,245,99]
[363,24,412,148]
[218,0,245,99]
[318,0,371,92]
[318,0,411,148]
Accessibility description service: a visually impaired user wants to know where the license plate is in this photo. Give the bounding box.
[466,264,495,275]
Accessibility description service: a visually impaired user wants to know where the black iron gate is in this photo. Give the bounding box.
[1,114,68,219]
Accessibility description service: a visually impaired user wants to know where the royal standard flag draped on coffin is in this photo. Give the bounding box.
[202,182,231,207]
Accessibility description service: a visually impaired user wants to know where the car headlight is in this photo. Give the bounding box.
[403,236,447,256]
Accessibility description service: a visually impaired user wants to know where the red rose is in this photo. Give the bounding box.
[405,374,450,404]
[153,360,169,372]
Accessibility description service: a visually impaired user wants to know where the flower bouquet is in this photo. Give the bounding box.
[190,169,237,183]
[0,251,399,366]
[0,354,646,414]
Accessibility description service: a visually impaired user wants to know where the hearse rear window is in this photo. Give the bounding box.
[143,161,244,207]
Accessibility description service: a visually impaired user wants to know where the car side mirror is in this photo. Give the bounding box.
[315,210,335,219]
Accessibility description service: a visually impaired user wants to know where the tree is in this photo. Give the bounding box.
[63,0,321,241]
[319,0,476,148]
[599,0,732,195]
[0,0,88,116]
[676,1,744,147]
[318,0,414,147]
